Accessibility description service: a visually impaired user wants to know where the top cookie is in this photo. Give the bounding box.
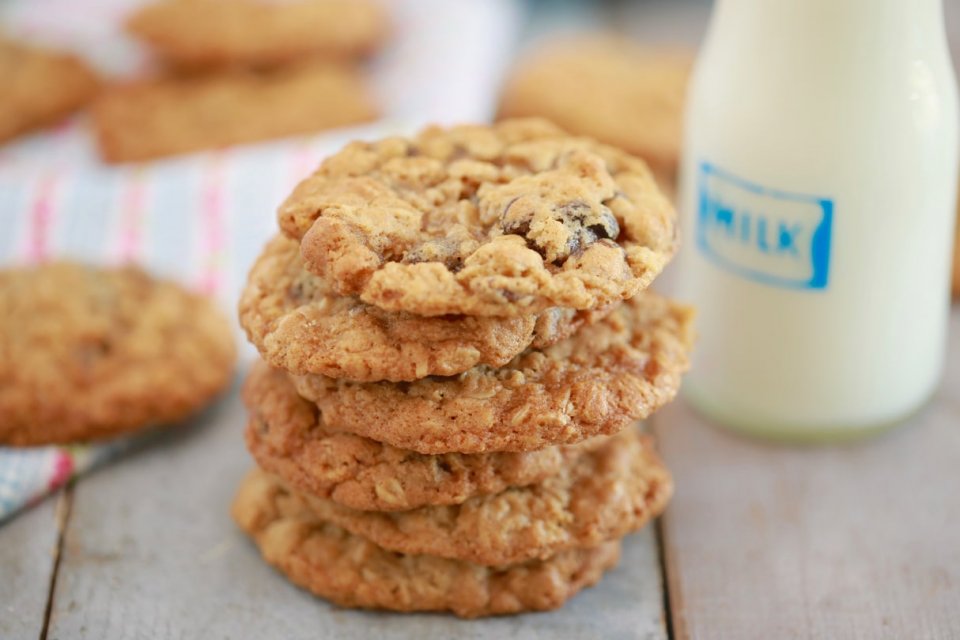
[127,0,388,70]
[0,38,99,143]
[497,37,691,186]
[278,118,677,317]
[0,262,236,446]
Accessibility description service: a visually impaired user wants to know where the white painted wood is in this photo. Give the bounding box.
[44,371,667,640]
[0,491,64,640]
[654,310,960,640]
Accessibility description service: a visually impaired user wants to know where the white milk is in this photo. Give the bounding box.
[677,0,959,440]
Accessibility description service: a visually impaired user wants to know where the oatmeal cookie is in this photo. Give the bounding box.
[278,119,676,316]
[291,291,694,454]
[275,427,671,566]
[498,36,691,188]
[0,262,236,446]
[232,468,621,618]
[240,235,611,381]
[0,37,99,143]
[244,361,606,511]
[93,60,377,163]
[127,0,387,70]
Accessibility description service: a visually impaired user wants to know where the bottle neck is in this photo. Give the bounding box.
[709,0,946,55]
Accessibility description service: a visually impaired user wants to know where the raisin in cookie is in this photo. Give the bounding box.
[0,262,236,446]
[240,235,611,382]
[0,37,99,143]
[244,361,606,511]
[127,0,387,70]
[269,427,671,566]
[232,469,621,618]
[291,291,694,454]
[498,36,691,189]
[279,119,676,316]
[93,61,377,163]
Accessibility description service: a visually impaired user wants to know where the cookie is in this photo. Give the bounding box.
[291,291,694,454]
[240,235,612,382]
[93,60,377,163]
[0,37,99,143]
[497,36,691,187]
[0,262,236,446]
[244,361,606,511]
[278,118,676,316]
[127,0,387,70]
[232,468,621,618]
[271,427,670,566]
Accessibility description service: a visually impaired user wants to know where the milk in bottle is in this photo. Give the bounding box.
[677,0,959,440]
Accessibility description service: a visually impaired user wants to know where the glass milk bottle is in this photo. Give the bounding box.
[677,0,959,440]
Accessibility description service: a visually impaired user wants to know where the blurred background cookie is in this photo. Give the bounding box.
[126,0,388,70]
[0,262,236,446]
[0,36,99,143]
[497,35,691,193]
[92,60,378,163]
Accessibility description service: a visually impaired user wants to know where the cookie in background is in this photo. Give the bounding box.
[93,60,378,163]
[93,0,387,163]
[0,36,100,143]
[126,0,388,70]
[0,262,236,447]
[497,35,691,195]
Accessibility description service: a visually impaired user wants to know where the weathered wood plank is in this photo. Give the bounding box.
[0,490,67,640]
[44,371,667,640]
[654,310,960,640]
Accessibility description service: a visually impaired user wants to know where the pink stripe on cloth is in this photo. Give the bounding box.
[47,451,74,491]
[25,173,59,263]
[115,168,146,263]
[197,154,227,295]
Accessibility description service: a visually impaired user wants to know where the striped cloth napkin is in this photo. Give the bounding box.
[0,0,523,522]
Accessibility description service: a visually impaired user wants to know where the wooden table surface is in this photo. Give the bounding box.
[4,1,960,638]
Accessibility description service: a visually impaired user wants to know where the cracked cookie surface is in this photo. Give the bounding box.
[244,361,605,511]
[291,291,694,454]
[273,427,671,566]
[232,468,621,618]
[127,0,387,70]
[278,118,676,316]
[240,235,610,381]
[0,262,236,446]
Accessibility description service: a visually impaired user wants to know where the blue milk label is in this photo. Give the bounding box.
[696,162,833,290]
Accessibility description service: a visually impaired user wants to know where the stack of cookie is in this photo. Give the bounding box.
[233,119,694,618]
